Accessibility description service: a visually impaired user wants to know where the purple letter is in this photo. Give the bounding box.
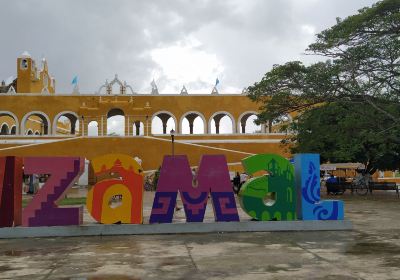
[150,155,239,223]
[22,157,84,227]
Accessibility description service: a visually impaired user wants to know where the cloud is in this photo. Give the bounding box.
[150,36,225,93]
[0,0,377,94]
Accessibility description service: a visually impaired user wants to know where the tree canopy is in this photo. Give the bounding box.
[288,101,400,173]
[247,0,400,171]
[248,0,400,120]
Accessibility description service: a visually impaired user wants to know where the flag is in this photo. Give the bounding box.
[71,76,78,85]
[215,78,220,87]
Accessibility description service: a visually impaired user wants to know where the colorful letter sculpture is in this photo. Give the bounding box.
[150,155,239,223]
[22,157,84,227]
[86,154,144,224]
[239,154,296,221]
[294,154,344,220]
[0,152,345,228]
[0,157,22,227]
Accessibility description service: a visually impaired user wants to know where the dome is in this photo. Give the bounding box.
[20,51,31,58]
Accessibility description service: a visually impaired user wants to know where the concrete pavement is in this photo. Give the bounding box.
[0,192,399,279]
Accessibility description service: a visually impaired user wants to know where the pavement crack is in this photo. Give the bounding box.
[42,266,57,280]
[296,242,329,263]
[296,242,367,280]
[184,243,199,272]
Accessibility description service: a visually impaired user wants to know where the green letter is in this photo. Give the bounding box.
[239,154,296,221]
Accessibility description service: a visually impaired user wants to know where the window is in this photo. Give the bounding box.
[20,59,28,70]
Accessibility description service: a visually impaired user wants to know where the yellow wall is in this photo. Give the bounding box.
[0,92,290,167]
[16,56,55,94]
[0,55,293,171]
[0,94,290,135]
[0,136,288,171]
[0,115,16,134]
[0,115,73,135]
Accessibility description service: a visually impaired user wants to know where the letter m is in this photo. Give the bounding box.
[150,155,239,223]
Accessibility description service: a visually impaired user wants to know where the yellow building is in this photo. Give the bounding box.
[2,53,397,184]
[1,52,72,136]
[16,51,55,94]
[0,53,292,172]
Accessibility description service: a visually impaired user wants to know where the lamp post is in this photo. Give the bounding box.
[170,129,175,156]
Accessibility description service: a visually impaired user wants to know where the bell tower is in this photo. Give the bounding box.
[16,51,55,94]
[17,51,33,93]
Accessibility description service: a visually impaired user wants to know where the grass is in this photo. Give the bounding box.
[22,197,87,208]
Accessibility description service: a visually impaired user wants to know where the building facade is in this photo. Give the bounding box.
[0,53,292,172]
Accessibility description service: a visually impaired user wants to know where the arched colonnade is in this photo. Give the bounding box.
[0,109,292,137]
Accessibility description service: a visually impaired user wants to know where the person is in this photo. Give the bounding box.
[326,174,340,195]
[233,172,241,194]
[240,172,248,186]
[354,169,370,190]
[27,174,36,194]
[144,175,152,191]
[353,171,363,185]
[153,167,161,191]
[326,174,338,184]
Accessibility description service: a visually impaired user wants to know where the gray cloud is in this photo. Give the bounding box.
[0,0,377,93]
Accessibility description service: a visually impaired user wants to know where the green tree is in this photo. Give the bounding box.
[247,60,341,123]
[247,0,400,172]
[288,101,400,174]
[309,0,400,99]
[248,0,400,122]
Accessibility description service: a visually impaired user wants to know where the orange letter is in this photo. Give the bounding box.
[86,154,143,224]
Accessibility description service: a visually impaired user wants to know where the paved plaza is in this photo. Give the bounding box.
[0,192,400,279]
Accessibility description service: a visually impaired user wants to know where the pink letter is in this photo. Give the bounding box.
[150,155,239,223]
[22,157,84,227]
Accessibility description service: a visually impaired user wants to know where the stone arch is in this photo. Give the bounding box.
[26,129,33,135]
[238,111,262,134]
[132,121,144,136]
[107,108,125,136]
[21,111,51,135]
[10,125,16,135]
[151,110,177,135]
[34,131,40,135]
[88,121,99,136]
[107,108,125,118]
[208,111,236,134]
[0,111,19,135]
[179,111,206,134]
[0,123,9,135]
[53,111,80,135]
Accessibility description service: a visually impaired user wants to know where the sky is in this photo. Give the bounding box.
[0,0,378,95]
